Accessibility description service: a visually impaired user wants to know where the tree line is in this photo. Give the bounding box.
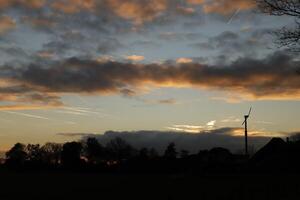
[2,137,187,170]
[3,136,300,173]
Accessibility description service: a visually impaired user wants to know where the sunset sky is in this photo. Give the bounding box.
[0,0,300,151]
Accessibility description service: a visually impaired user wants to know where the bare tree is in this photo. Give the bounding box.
[256,0,300,51]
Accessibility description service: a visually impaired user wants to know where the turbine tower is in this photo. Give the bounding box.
[242,107,252,156]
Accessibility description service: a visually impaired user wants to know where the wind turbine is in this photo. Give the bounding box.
[242,107,252,156]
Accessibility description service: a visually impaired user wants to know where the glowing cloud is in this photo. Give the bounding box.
[125,55,145,62]
[176,57,193,64]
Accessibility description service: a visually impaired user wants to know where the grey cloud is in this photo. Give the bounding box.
[158,32,205,41]
[57,133,97,137]
[190,30,273,57]
[0,49,298,110]
[68,129,272,153]
[16,52,300,97]
[97,38,124,54]
[0,51,299,104]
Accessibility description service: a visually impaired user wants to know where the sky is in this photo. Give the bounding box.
[0,0,300,151]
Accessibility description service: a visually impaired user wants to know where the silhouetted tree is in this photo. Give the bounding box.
[106,137,136,160]
[290,132,300,142]
[84,137,104,164]
[256,0,300,51]
[138,148,149,160]
[5,143,27,167]
[208,147,232,163]
[180,149,189,158]
[164,142,177,159]
[149,148,159,159]
[61,142,82,167]
[26,144,43,163]
[41,143,62,165]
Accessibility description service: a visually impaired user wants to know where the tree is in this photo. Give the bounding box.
[138,147,149,160]
[84,137,104,164]
[164,142,177,159]
[61,142,82,167]
[180,149,190,158]
[106,137,136,160]
[26,144,42,163]
[149,148,159,159]
[41,143,62,165]
[5,143,27,167]
[256,0,300,51]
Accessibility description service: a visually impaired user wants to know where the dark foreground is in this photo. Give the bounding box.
[1,171,300,200]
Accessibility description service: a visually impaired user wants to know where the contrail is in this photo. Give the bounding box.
[227,8,240,24]
[4,111,50,120]
[3,110,78,125]
[63,106,111,118]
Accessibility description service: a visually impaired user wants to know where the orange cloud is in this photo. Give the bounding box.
[203,0,255,14]
[107,0,167,24]
[125,55,145,61]
[0,104,60,111]
[0,0,45,9]
[1,52,300,105]
[176,57,193,64]
[187,0,255,14]
[186,0,205,4]
[36,51,54,59]
[0,15,16,34]
[51,0,95,13]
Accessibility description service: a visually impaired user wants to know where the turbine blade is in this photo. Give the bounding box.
[248,107,252,116]
[242,120,246,125]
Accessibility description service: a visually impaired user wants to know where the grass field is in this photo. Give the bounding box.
[0,172,300,200]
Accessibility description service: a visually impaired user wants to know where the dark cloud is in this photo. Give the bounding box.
[42,41,71,55]
[57,132,96,137]
[0,46,28,58]
[97,38,124,54]
[131,40,160,49]
[158,32,205,41]
[59,128,271,153]
[190,30,273,57]
[0,84,63,107]
[4,51,298,100]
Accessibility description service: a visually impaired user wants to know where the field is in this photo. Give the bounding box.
[0,171,299,200]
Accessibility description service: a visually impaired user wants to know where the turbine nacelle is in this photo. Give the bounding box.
[242,107,252,125]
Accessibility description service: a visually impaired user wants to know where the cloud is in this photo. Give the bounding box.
[51,0,95,14]
[176,57,193,64]
[0,0,45,9]
[187,0,255,14]
[0,51,299,109]
[0,16,16,34]
[206,120,216,128]
[167,120,217,133]
[0,104,60,111]
[65,129,272,153]
[0,0,256,40]
[57,132,96,137]
[6,51,300,100]
[106,0,168,25]
[190,30,272,58]
[97,38,124,54]
[0,79,64,108]
[167,124,205,133]
[125,55,145,62]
